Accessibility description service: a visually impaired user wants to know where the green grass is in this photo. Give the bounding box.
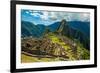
[21,54,40,63]
[21,53,68,63]
[49,34,76,60]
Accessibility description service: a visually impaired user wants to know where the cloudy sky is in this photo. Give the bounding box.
[21,9,90,25]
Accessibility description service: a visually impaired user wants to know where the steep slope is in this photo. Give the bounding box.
[68,21,90,37]
[61,21,90,50]
[21,21,46,38]
[48,21,90,38]
[48,22,60,32]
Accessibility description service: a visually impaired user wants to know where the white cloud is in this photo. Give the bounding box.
[30,12,40,17]
[49,12,57,20]
[57,12,90,22]
[25,10,90,22]
[80,13,90,21]
[41,11,48,20]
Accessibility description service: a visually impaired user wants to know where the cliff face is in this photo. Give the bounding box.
[60,20,90,50]
[57,19,67,35]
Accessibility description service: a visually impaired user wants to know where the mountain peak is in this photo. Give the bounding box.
[56,19,67,35]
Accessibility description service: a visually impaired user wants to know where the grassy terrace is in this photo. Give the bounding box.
[49,34,76,60]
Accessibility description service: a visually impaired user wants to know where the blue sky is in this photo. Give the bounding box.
[21,9,90,26]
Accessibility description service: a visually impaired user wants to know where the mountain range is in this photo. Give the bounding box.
[21,20,90,50]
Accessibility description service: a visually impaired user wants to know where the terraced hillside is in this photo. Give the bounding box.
[21,33,90,63]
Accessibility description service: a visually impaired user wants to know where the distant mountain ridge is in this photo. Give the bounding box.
[48,21,90,38]
[21,21,46,37]
[68,21,90,37]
